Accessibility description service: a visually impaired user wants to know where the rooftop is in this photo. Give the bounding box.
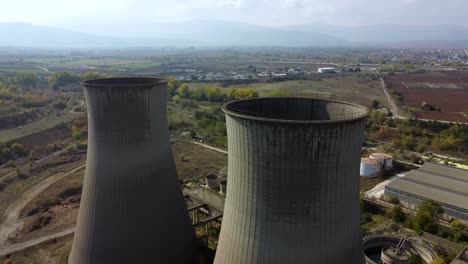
[370,153,393,159]
[386,163,468,211]
[361,158,380,165]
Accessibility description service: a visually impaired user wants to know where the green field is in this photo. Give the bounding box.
[0,112,84,143]
[405,82,462,89]
[188,76,386,107]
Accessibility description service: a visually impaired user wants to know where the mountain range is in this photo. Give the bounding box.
[1,21,468,48]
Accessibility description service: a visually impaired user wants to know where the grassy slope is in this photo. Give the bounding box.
[0,112,83,143]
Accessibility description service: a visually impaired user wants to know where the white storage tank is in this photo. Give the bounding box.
[360,158,381,177]
[370,153,393,169]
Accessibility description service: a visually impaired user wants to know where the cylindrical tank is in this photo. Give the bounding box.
[69,77,194,264]
[360,158,381,177]
[205,174,220,189]
[215,97,369,264]
[219,180,227,194]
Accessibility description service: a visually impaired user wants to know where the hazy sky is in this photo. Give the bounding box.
[1,0,468,28]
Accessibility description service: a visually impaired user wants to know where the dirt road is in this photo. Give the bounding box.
[0,163,85,246]
[192,142,228,155]
[380,77,406,119]
[0,228,75,256]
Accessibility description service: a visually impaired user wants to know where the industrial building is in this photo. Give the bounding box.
[215,97,369,264]
[318,67,337,73]
[360,153,393,177]
[384,163,468,224]
[69,77,195,264]
[370,153,393,168]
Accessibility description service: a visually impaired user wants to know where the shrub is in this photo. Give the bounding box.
[1,147,12,160]
[387,196,400,205]
[46,142,61,152]
[72,130,83,141]
[52,100,67,110]
[390,206,405,223]
[413,200,443,234]
[76,140,87,150]
[215,136,227,148]
[11,143,27,157]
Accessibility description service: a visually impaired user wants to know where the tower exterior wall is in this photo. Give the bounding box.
[215,98,368,264]
[69,78,194,264]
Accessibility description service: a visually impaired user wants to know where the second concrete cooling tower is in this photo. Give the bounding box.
[215,97,369,264]
[69,78,194,264]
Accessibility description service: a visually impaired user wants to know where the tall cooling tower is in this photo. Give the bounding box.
[69,78,194,264]
[215,97,369,264]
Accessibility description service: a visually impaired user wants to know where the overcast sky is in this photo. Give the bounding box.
[1,0,468,28]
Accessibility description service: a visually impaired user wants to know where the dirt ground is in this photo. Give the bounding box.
[0,154,86,224]
[11,168,84,244]
[2,234,73,264]
[172,139,228,180]
[0,139,227,262]
[387,72,468,122]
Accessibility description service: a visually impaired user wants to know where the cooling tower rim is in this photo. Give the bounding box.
[82,77,167,88]
[222,97,370,124]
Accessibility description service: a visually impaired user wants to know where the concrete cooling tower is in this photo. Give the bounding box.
[69,78,194,264]
[215,97,369,264]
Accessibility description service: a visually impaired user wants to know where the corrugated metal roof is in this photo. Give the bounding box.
[419,163,468,182]
[386,163,468,211]
[402,170,468,196]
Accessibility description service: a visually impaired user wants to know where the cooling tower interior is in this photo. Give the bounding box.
[215,97,369,264]
[69,77,194,264]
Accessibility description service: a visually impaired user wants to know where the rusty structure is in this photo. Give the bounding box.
[69,77,194,264]
[215,97,369,264]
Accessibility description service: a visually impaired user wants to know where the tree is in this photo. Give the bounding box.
[373,126,392,141]
[390,206,405,223]
[176,83,191,98]
[268,89,292,97]
[14,72,38,87]
[167,77,181,97]
[413,200,443,234]
[191,87,208,101]
[81,72,105,81]
[206,86,225,102]
[226,88,258,101]
[49,72,80,89]
[401,135,417,150]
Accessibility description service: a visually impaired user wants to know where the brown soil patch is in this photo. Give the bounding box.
[172,139,228,180]
[387,72,468,121]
